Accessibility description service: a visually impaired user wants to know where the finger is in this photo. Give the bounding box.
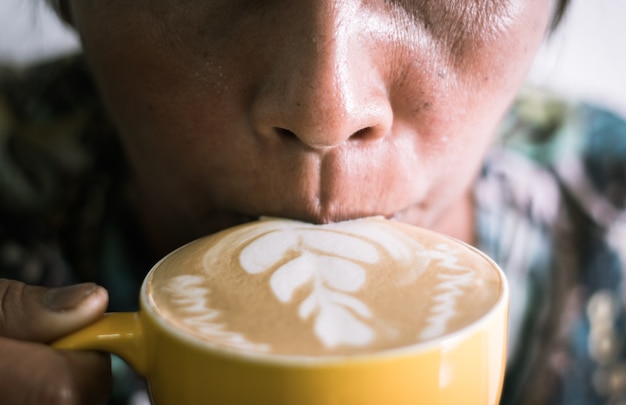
[0,279,109,342]
[0,337,112,405]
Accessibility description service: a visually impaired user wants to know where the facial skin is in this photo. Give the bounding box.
[65,0,553,257]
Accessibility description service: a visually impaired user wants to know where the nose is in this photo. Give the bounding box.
[251,3,393,150]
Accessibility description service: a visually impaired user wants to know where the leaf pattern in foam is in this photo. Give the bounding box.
[270,253,315,302]
[239,230,298,274]
[162,275,271,352]
[315,304,375,348]
[239,226,378,348]
[298,229,381,263]
[325,221,419,262]
[319,256,366,292]
[227,217,431,349]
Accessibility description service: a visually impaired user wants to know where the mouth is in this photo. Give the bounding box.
[385,202,424,224]
[239,200,424,228]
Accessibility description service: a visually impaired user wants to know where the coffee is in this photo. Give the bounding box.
[146,217,503,357]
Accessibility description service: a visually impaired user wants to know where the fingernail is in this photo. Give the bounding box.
[43,283,99,312]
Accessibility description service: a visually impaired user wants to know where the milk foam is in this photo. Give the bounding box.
[147,217,502,356]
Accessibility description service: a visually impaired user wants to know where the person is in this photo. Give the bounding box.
[1,0,625,403]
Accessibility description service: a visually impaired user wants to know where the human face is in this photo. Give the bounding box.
[68,0,553,253]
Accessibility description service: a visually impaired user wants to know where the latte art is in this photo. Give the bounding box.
[146,217,502,357]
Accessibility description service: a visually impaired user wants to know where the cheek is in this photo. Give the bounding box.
[74,10,249,171]
[392,0,551,161]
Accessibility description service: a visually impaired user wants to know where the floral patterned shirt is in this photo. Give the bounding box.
[478,90,626,404]
[1,55,625,405]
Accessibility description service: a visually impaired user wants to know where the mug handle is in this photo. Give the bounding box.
[51,312,147,376]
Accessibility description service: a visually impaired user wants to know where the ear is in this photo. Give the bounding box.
[49,0,75,26]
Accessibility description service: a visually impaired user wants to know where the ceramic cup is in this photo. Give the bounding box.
[53,217,508,405]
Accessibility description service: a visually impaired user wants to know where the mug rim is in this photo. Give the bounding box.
[141,227,509,367]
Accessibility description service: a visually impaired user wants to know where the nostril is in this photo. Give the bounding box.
[345,126,387,144]
[275,127,298,140]
[273,126,382,148]
[351,127,377,141]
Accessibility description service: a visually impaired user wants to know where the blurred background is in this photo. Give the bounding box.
[1,0,625,117]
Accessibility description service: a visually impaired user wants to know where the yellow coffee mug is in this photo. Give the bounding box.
[53,218,509,405]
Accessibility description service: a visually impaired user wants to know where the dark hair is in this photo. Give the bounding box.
[48,0,572,28]
[552,0,571,30]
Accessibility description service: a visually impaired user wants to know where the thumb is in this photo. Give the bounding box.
[0,279,109,343]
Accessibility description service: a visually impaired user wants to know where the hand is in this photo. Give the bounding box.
[0,279,112,404]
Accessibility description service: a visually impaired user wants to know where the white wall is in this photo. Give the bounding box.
[0,0,78,65]
[527,0,626,117]
[1,0,625,117]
